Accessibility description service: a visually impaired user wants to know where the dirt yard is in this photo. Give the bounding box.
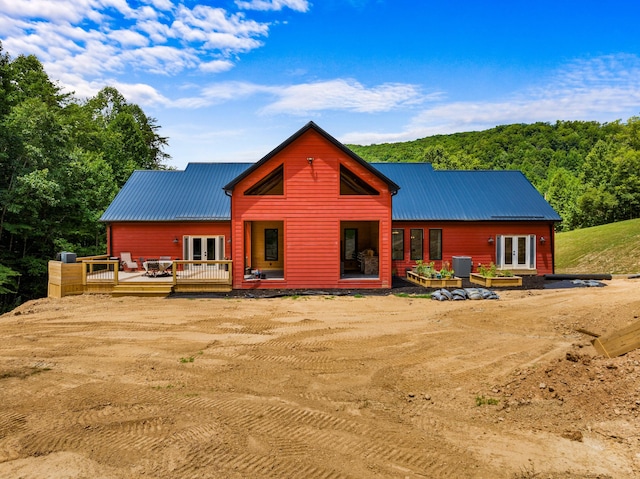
[1,279,639,479]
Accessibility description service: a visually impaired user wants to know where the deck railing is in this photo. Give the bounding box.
[83,259,121,284]
[82,259,233,288]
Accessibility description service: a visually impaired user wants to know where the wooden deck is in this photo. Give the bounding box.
[48,258,233,298]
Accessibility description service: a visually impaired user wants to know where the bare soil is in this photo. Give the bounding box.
[1,279,639,478]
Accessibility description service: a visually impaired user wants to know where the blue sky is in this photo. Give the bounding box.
[2,0,640,169]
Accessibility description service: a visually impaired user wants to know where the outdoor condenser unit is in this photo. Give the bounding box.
[452,256,472,278]
[59,252,77,263]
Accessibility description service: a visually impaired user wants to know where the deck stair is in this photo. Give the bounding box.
[112,282,174,297]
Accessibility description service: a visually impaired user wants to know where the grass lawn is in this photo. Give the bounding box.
[555,218,640,274]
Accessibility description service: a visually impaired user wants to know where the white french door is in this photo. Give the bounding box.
[183,236,225,267]
[496,235,536,270]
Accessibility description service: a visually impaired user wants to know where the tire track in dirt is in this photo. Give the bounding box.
[171,441,352,479]
[0,412,27,438]
[186,394,476,478]
[0,413,27,462]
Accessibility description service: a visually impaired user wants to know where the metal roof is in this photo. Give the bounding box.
[100,162,561,223]
[99,163,250,222]
[373,163,562,222]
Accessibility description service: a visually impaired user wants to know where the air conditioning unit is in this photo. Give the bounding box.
[59,252,77,263]
[452,256,472,278]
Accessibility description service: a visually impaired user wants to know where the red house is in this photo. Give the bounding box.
[100,122,561,290]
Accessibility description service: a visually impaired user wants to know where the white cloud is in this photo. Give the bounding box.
[144,0,173,11]
[172,5,269,38]
[0,0,276,89]
[344,54,640,145]
[164,79,430,114]
[171,81,268,108]
[0,0,94,22]
[235,0,310,12]
[199,59,236,73]
[109,80,171,106]
[121,45,199,75]
[414,54,640,129]
[108,29,150,48]
[260,79,428,115]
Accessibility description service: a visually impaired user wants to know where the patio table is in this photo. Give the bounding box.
[143,260,173,277]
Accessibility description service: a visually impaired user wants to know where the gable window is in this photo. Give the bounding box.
[245,164,284,195]
[410,229,423,260]
[429,229,442,260]
[265,228,279,261]
[392,228,404,260]
[340,165,379,195]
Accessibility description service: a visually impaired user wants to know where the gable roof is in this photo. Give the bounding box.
[373,163,561,222]
[100,122,560,224]
[99,163,250,222]
[222,121,400,194]
[100,162,561,223]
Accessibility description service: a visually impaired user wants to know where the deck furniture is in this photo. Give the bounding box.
[143,259,172,277]
[120,252,139,271]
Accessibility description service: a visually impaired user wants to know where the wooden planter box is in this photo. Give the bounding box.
[406,271,462,288]
[469,273,522,287]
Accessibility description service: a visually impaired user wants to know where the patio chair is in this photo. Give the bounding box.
[159,256,172,275]
[146,260,160,277]
[120,252,139,271]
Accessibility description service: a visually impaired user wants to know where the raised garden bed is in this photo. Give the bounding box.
[469,273,522,287]
[406,271,462,288]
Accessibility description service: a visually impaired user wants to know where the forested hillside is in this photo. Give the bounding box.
[348,119,640,232]
[0,44,168,311]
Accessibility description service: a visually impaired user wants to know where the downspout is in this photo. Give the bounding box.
[107,224,112,257]
[550,222,555,274]
[224,189,233,286]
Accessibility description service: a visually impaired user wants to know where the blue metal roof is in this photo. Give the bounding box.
[99,163,251,222]
[373,163,561,222]
[100,161,560,223]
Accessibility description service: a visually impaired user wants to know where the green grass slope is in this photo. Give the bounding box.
[555,218,640,274]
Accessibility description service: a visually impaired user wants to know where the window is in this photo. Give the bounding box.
[410,229,423,260]
[429,229,442,260]
[265,229,278,261]
[392,229,404,260]
[340,165,379,195]
[245,164,284,195]
[344,228,357,260]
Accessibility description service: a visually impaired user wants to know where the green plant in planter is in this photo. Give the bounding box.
[477,262,513,277]
[439,261,455,279]
[415,260,437,278]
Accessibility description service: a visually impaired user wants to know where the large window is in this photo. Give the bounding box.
[410,229,423,261]
[265,229,279,261]
[392,229,404,260]
[429,229,442,260]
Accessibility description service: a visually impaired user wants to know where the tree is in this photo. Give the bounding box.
[612,148,640,221]
[82,87,169,186]
[0,46,169,311]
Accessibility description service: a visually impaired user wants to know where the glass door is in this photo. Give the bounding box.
[184,236,224,268]
[501,235,533,270]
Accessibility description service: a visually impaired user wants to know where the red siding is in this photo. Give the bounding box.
[230,129,393,289]
[108,222,231,260]
[391,221,556,276]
